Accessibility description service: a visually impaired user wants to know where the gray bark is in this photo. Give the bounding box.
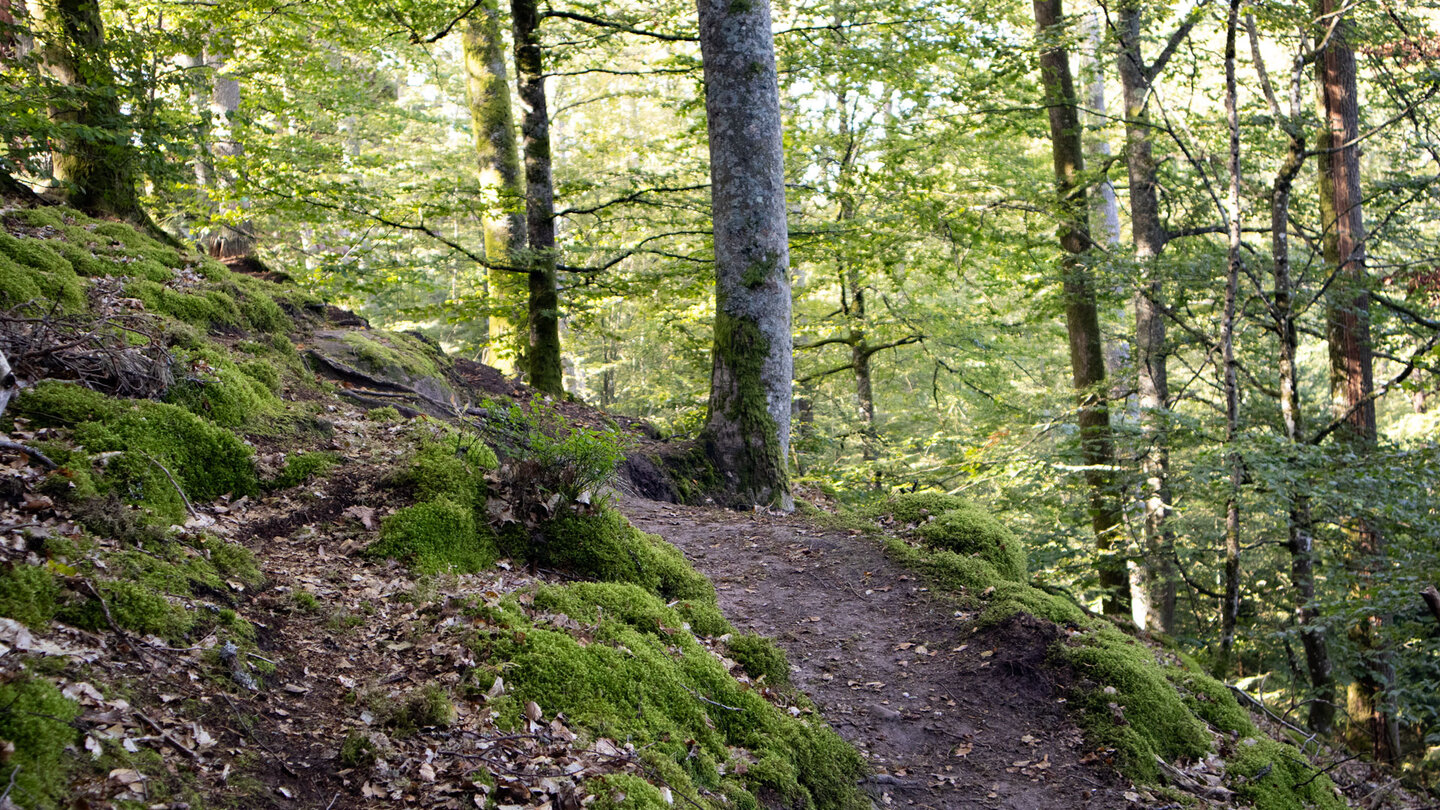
[697,0,794,510]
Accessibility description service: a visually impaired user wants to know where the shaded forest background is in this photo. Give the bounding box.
[5,0,1440,780]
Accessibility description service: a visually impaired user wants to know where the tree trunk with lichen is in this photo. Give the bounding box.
[1215,0,1243,678]
[697,0,793,511]
[511,0,563,395]
[1315,0,1395,761]
[1034,0,1128,619]
[28,0,142,220]
[463,3,527,369]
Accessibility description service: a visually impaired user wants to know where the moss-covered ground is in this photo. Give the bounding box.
[0,203,871,810]
[867,492,1346,808]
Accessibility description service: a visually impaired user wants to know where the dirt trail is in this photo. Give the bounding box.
[620,495,1138,810]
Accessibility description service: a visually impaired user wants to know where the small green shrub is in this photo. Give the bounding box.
[368,497,497,574]
[726,634,790,686]
[0,675,81,810]
[502,402,626,503]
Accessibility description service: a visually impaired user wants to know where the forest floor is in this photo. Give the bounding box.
[619,495,1158,810]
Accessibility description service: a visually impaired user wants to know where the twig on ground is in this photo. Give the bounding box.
[0,440,56,469]
[134,709,200,760]
[679,684,740,712]
[139,451,196,517]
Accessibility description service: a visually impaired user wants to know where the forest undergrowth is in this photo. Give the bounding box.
[0,201,1421,809]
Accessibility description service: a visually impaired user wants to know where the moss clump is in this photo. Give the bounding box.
[369,497,497,574]
[536,508,716,606]
[0,675,81,810]
[0,234,86,312]
[1052,626,1210,782]
[127,280,244,331]
[868,492,973,525]
[398,441,495,509]
[167,346,286,428]
[726,634,790,686]
[17,381,260,523]
[882,538,1085,626]
[913,507,1026,582]
[227,276,291,333]
[1167,669,1255,735]
[0,563,60,628]
[342,331,448,379]
[593,773,669,810]
[486,582,866,810]
[1227,736,1346,810]
[338,731,378,770]
[366,405,402,422]
[66,579,192,639]
[267,452,338,490]
[387,685,455,736]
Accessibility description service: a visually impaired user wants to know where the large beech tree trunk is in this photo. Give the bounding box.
[1116,0,1177,634]
[463,3,527,368]
[1034,0,1128,618]
[511,0,563,395]
[1316,0,1395,761]
[696,0,794,510]
[28,0,142,219]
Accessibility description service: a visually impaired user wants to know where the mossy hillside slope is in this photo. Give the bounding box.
[474,581,867,810]
[871,493,1344,809]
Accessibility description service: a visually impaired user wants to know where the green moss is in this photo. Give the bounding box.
[70,399,259,522]
[366,405,402,422]
[536,509,717,605]
[0,234,86,312]
[0,675,81,810]
[593,773,669,810]
[15,382,259,523]
[228,277,291,333]
[882,538,1086,626]
[338,731,378,770]
[704,313,786,505]
[1167,669,1256,736]
[0,563,60,628]
[489,581,866,810]
[399,441,492,508]
[386,684,455,736]
[238,359,282,392]
[65,578,193,639]
[913,507,1026,582]
[90,221,184,268]
[868,492,974,525]
[167,346,286,428]
[127,279,244,330]
[368,497,497,574]
[1228,736,1346,810]
[267,452,338,490]
[207,537,263,587]
[342,331,448,379]
[726,634,790,686]
[293,590,321,614]
[1052,626,1210,782]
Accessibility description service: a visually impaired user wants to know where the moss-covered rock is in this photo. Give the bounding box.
[0,675,81,810]
[536,508,716,606]
[913,506,1026,582]
[869,492,974,525]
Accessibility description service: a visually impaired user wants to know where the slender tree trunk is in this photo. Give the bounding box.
[1216,0,1243,677]
[463,3,527,369]
[203,45,252,260]
[1034,0,1128,618]
[1316,0,1395,761]
[28,0,142,219]
[1116,0,1177,634]
[511,0,563,395]
[833,83,879,479]
[1081,12,1120,246]
[1253,18,1337,731]
[697,0,794,510]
